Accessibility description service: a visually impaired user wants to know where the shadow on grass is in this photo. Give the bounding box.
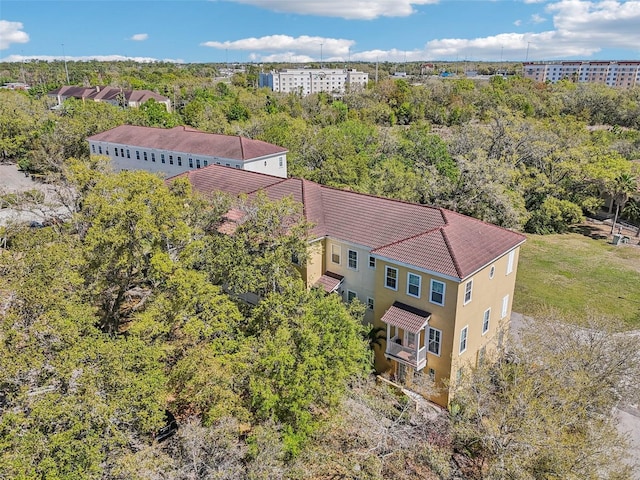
[570,224,609,241]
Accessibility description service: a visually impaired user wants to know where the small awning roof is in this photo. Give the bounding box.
[381,301,431,334]
[313,271,344,293]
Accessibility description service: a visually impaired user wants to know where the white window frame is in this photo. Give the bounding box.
[407,273,421,298]
[506,251,515,275]
[331,245,341,265]
[348,250,358,270]
[482,308,491,335]
[429,280,445,306]
[501,295,509,319]
[367,297,374,310]
[347,290,357,303]
[464,280,473,305]
[459,326,468,354]
[428,327,442,356]
[385,266,398,291]
[368,255,376,269]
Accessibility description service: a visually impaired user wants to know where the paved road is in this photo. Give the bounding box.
[0,164,68,226]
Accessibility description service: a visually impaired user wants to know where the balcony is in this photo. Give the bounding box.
[382,301,431,372]
[386,336,427,370]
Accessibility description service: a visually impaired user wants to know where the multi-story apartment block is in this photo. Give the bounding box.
[259,68,369,95]
[172,166,526,407]
[87,125,288,178]
[49,86,172,111]
[523,61,640,87]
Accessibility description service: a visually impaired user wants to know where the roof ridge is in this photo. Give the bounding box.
[318,182,443,212]
[440,228,463,278]
[443,209,527,240]
[245,176,290,195]
[371,226,443,252]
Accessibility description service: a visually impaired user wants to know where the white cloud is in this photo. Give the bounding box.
[514,19,522,26]
[221,0,438,19]
[130,33,149,41]
[0,20,29,50]
[531,13,546,23]
[547,0,640,47]
[0,54,184,63]
[202,34,354,57]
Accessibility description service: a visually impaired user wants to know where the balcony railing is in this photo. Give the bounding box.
[385,335,427,371]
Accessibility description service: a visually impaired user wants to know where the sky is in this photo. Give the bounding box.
[1,0,639,64]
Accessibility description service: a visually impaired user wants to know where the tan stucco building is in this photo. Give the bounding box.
[174,166,526,407]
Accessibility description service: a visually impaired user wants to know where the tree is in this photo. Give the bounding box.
[248,288,369,456]
[450,316,639,479]
[202,191,311,298]
[79,170,191,334]
[610,173,638,234]
[622,197,640,237]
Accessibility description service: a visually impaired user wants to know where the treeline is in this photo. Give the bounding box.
[1,62,639,233]
[1,163,638,479]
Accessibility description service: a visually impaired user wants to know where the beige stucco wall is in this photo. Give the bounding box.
[372,246,521,407]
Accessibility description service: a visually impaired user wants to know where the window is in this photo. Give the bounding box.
[430,280,445,306]
[120,148,124,157]
[331,245,341,264]
[136,150,140,160]
[151,153,156,162]
[428,368,436,381]
[482,308,491,335]
[161,154,165,164]
[385,266,398,290]
[92,145,96,153]
[126,149,130,158]
[407,273,421,298]
[169,155,173,165]
[177,157,182,166]
[235,165,240,169]
[428,327,441,356]
[98,146,102,154]
[279,157,284,167]
[189,158,193,168]
[105,148,109,155]
[348,250,358,270]
[489,265,495,279]
[144,152,148,161]
[225,163,230,167]
[506,251,515,275]
[114,148,118,157]
[367,297,374,310]
[204,160,208,167]
[369,255,376,269]
[459,326,468,354]
[347,290,357,303]
[501,295,509,319]
[464,280,473,304]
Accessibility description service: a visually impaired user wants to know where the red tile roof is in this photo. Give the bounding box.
[169,165,526,280]
[381,301,431,333]
[313,271,344,293]
[87,125,288,162]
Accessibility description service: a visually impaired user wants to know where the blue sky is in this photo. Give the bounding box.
[1,1,639,63]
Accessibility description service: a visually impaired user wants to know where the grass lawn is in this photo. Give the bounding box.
[514,231,640,328]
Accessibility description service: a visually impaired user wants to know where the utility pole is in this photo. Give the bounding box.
[61,43,70,84]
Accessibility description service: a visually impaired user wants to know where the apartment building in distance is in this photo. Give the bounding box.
[171,165,526,407]
[259,68,369,95]
[523,61,640,87]
[87,125,288,178]
[49,86,172,111]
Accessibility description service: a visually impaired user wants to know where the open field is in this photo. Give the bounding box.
[514,229,640,328]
